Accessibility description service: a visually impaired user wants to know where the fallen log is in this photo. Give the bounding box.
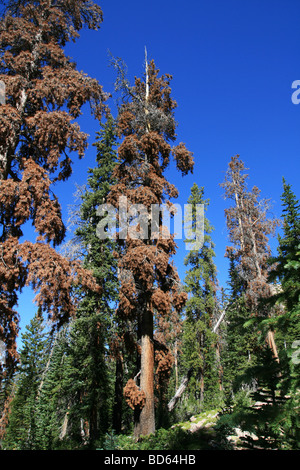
[167,368,194,412]
[167,308,227,412]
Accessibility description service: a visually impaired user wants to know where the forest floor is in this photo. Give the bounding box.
[173,409,228,450]
[113,409,247,450]
[172,409,255,450]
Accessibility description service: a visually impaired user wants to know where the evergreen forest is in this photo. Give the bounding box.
[0,0,299,452]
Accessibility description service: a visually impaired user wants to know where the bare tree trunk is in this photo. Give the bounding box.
[215,343,223,391]
[213,309,226,333]
[168,308,227,412]
[37,334,57,397]
[232,179,246,252]
[199,372,204,403]
[174,340,179,391]
[134,307,155,438]
[248,218,262,278]
[167,368,194,412]
[248,225,279,361]
[267,330,280,362]
[133,55,155,437]
[59,408,69,440]
[113,355,124,433]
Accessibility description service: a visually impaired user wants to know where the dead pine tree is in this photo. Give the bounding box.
[0,0,107,382]
[108,51,194,437]
[220,155,281,360]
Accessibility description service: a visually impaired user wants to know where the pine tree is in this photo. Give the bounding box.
[0,0,106,380]
[278,178,300,255]
[244,178,300,449]
[60,116,120,445]
[267,178,300,349]
[221,255,257,395]
[182,184,220,412]
[3,311,50,449]
[223,346,289,450]
[220,155,280,361]
[34,325,71,450]
[220,177,300,450]
[108,55,194,437]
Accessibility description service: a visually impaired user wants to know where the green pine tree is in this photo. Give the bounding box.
[181,184,221,413]
[3,311,49,449]
[267,178,300,349]
[236,347,290,450]
[58,115,121,446]
[251,178,300,449]
[34,326,71,450]
[221,255,257,396]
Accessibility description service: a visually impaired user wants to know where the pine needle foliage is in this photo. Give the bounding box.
[182,184,221,413]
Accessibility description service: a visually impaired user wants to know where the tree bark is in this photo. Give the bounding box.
[167,368,194,412]
[112,355,124,433]
[233,179,246,252]
[267,330,280,363]
[134,306,155,438]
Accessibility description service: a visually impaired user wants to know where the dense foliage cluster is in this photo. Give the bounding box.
[0,0,106,380]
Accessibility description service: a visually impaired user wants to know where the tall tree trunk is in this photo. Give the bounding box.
[233,180,246,252]
[167,368,194,412]
[174,340,179,391]
[215,343,223,391]
[248,223,279,361]
[112,355,124,433]
[199,372,204,404]
[267,330,280,363]
[134,306,155,437]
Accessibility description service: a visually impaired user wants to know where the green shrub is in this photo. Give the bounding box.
[115,427,191,451]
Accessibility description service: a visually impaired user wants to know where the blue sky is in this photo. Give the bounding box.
[17,0,300,344]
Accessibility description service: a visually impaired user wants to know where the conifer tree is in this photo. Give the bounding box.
[224,346,290,450]
[219,165,299,450]
[108,55,194,437]
[267,178,300,349]
[238,178,300,449]
[0,0,106,380]
[61,116,120,445]
[34,325,70,450]
[220,155,280,360]
[182,184,220,411]
[3,311,50,449]
[221,254,257,394]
